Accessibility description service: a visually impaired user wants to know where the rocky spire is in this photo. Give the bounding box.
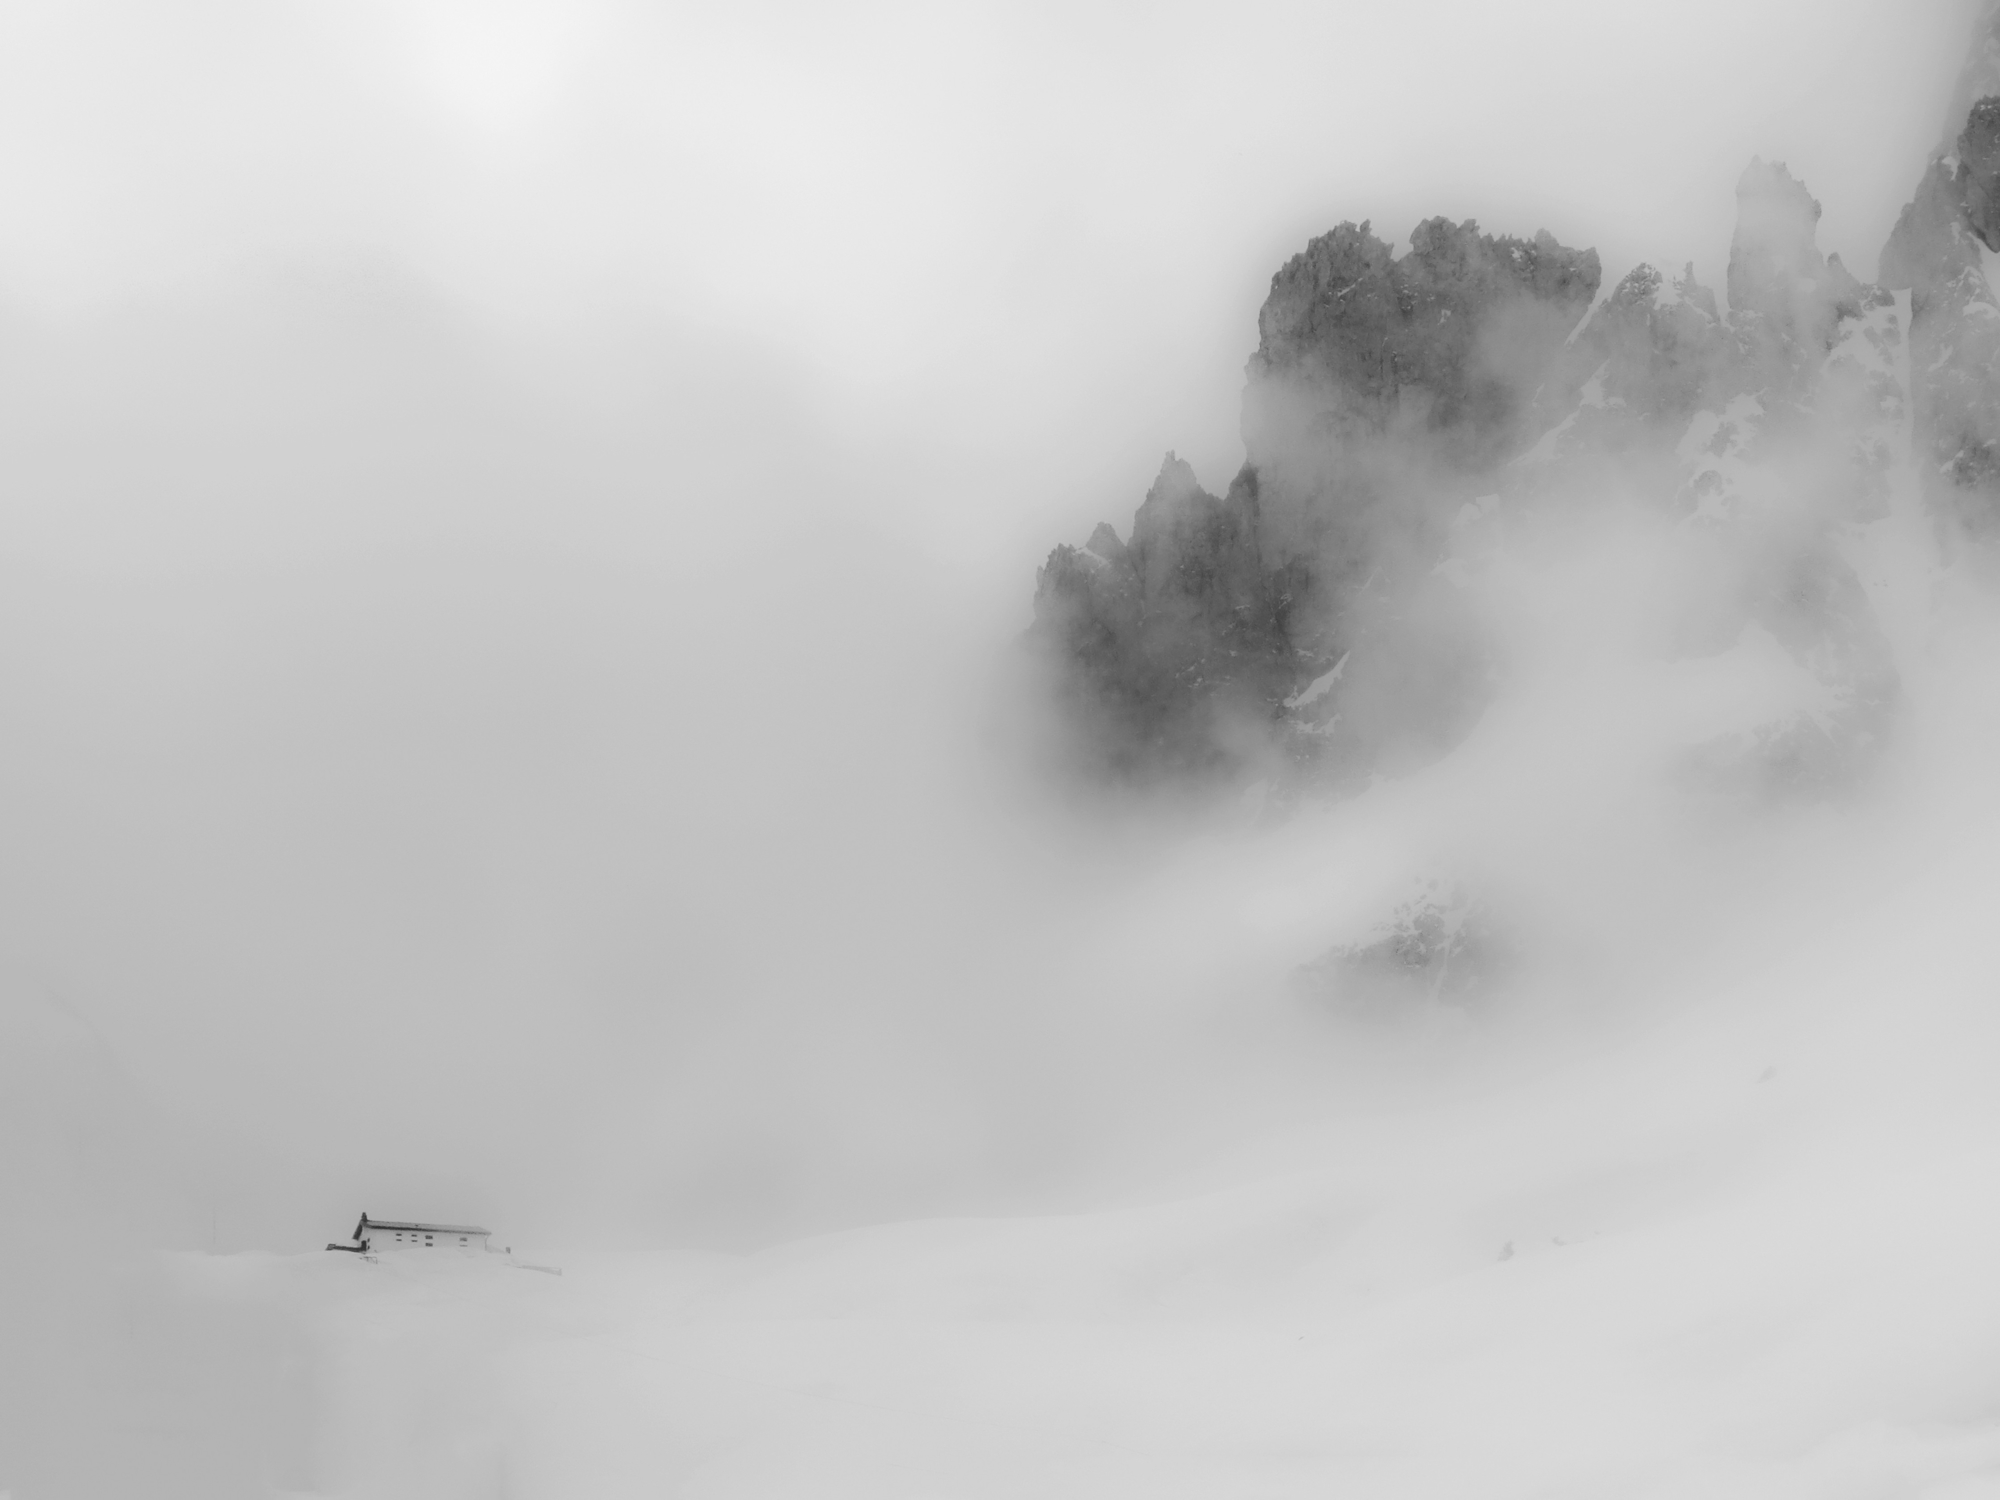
[1029,217,1599,781]
[1877,5,2000,536]
[1964,96,2000,247]
[1244,218,1600,483]
[1938,0,2000,155]
[1727,161,1866,408]
[1029,3,2000,786]
[1727,161,1831,311]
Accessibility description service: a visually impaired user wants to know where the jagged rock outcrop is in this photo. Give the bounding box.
[1939,0,2000,162]
[1726,162,1871,416]
[1878,4,2000,537]
[1294,881,1511,1013]
[1878,160,1970,293]
[1964,97,2000,247]
[1534,162,1873,482]
[1033,167,1897,788]
[1246,219,1600,471]
[1033,9,2000,791]
[1528,160,1901,795]
[1033,455,1298,775]
[1571,261,1724,422]
[1524,262,1729,493]
[1243,219,1599,588]
[1031,219,1600,780]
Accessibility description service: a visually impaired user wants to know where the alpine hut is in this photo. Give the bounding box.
[326,1213,494,1254]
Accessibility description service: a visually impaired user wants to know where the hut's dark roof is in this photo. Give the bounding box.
[353,1214,493,1239]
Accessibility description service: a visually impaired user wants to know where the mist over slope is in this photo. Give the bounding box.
[1030,2,2000,803]
[275,5,2000,1491]
[7,2,2000,1497]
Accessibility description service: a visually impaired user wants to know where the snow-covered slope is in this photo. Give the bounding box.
[108,365,2000,1496]
[171,357,2000,1490]
[196,722,2000,1496]
[42,8,2000,1499]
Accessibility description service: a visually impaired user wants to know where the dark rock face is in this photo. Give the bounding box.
[1939,1,2000,161]
[1884,10,2000,530]
[1963,97,2000,248]
[1878,93,2000,537]
[1528,261,1728,484]
[1244,219,1599,573]
[1032,455,1299,775]
[1030,163,1898,784]
[1726,162,1868,411]
[1526,164,1874,495]
[1246,218,1600,471]
[1032,155,1907,785]
[1553,163,1903,797]
[1913,259,2000,525]
[1033,10,2000,789]
[1030,219,1600,781]
[1878,159,1974,291]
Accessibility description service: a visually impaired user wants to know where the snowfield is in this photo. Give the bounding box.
[10,16,2000,1487]
[211,859,2000,1500]
[184,486,2000,1495]
[123,271,2000,1494]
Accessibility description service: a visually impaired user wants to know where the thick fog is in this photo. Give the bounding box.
[2,1,1995,1496]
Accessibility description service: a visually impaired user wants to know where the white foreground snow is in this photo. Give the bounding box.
[190,626,2000,1496]
[50,300,2000,1500]
[206,876,2000,1500]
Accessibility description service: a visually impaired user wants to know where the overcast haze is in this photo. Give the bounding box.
[4,2,1999,1495]
[0,1,1981,570]
[0,0,1979,1247]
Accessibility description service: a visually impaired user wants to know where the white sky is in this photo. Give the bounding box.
[9,9,2000,1492]
[0,0,1981,566]
[0,0,1986,1258]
